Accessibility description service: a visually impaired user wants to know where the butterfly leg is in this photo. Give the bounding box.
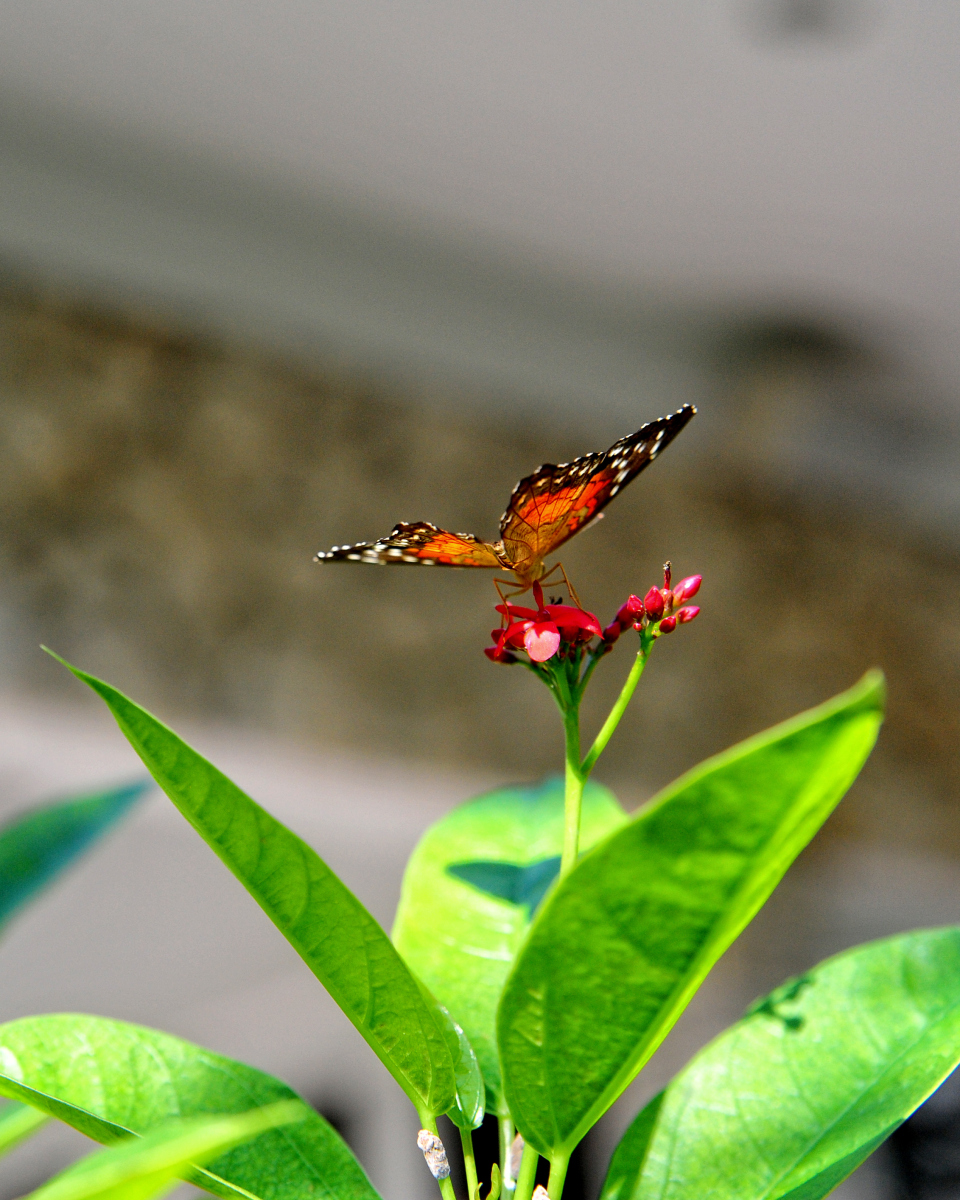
[494,576,531,622]
[557,564,585,609]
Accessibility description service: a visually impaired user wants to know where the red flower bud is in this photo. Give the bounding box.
[602,621,621,644]
[485,646,518,663]
[643,587,664,620]
[673,575,701,603]
[614,595,645,630]
[659,615,677,633]
[663,562,672,590]
[677,605,700,624]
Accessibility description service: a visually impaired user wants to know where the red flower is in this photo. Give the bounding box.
[491,583,603,664]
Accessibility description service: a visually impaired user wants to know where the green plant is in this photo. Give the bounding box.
[3,499,953,1200]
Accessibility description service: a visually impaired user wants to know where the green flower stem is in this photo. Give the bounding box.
[581,634,653,778]
[561,704,585,878]
[513,1141,540,1200]
[499,1116,515,1187]
[461,1127,479,1200]
[547,1151,570,1200]
[421,1115,458,1200]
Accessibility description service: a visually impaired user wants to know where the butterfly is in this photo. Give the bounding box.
[315,403,695,592]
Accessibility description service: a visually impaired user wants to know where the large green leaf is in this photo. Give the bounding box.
[601,927,960,1200]
[51,654,460,1122]
[28,1103,304,1200]
[393,777,627,1108]
[0,1013,378,1200]
[0,781,149,929]
[498,671,885,1156]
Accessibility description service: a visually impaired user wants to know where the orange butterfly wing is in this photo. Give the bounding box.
[315,521,504,568]
[499,404,696,577]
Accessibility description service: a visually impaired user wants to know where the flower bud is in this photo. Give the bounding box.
[484,646,518,664]
[659,615,677,633]
[614,594,645,630]
[602,621,621,644]
[673,575,701,603]
[663,561,672,590]
[643,586,664,620]
[677,605,700,624]
[612,595,643,633]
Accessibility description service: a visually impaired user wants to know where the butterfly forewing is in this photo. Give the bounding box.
[315,405,695,581]
[314,521,503,568]
[499,404,695,571]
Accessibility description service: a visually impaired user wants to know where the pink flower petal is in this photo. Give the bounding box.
[524,621,561,662]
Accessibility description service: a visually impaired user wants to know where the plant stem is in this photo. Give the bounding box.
[512,1142,540,1200]
[547,1152,570,1200]
[498,1116,515,1188]
[421,1115,459,1200]
[561,704,585,878]
[581,639,652,778]
[461,1127,479,1200]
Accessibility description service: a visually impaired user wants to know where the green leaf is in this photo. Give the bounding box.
[498,671,885,1156]
[602,927,960,1200]
[27,1103,304,1200]
[0,1101,49,1157]
[49,652,459,1122]
[393,777,626,1107]
[0,1013,379,1200]
[0,781,149,930]
[597,1094,663,1200]
[432,995,485,1130]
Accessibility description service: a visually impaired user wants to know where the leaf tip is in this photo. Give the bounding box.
[850,668,886,717]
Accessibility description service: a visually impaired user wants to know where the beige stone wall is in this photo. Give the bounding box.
[1,281,959,858]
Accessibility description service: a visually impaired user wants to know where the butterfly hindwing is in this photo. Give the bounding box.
[315,521,503,568]
[499,404,695,571]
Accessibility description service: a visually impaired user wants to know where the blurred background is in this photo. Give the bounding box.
[0,2,959,1197]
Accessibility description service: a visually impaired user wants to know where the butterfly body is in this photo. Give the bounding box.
[315,404,695,586]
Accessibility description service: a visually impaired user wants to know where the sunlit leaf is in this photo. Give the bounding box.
[27,1102,303,1200]
[601,928,960,1200]
[498,672,885,1155]
[0,1013,379,1200]
[394,777,626,1107]
[49,652,461,1122]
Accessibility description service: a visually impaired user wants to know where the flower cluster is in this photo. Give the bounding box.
[486,582,603,664]
[485,565,701,666]
[601,563,701,643]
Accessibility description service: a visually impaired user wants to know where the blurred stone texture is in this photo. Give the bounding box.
[0,279,958,860]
